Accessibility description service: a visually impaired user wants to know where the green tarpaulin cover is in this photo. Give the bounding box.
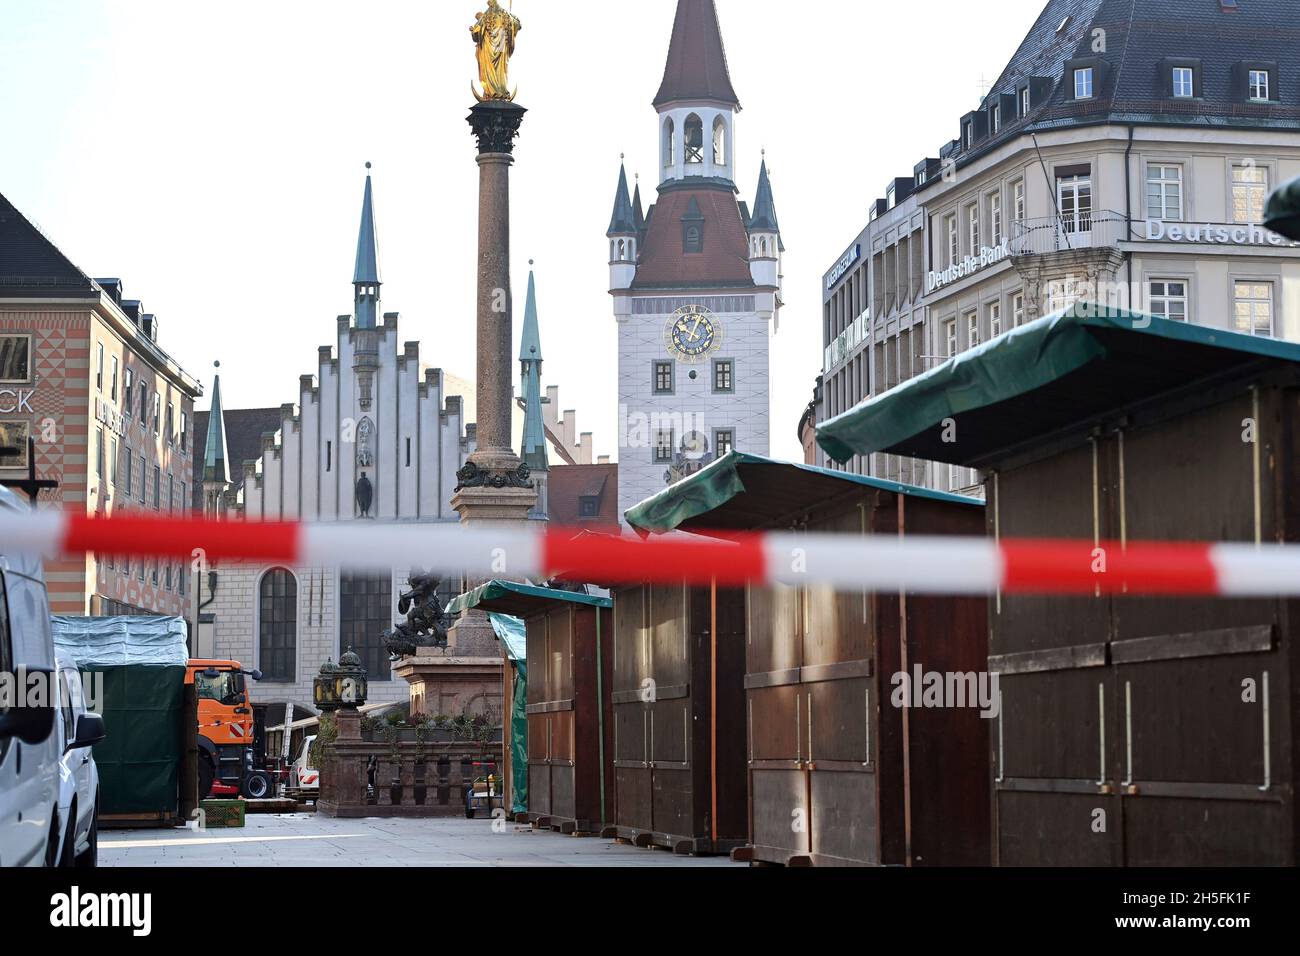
[52,616,189,817]
[624,450,977,534]
[488,613,528,814]
[448,580,612,616]
[817,304,1300,465]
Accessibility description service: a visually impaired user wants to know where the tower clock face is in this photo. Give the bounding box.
[664,305,721,362]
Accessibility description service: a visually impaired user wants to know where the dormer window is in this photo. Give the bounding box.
[684,225,702,253]
[991,104,1001,133]
[1249,69,1271,101]
[1020,86,1031,115]
[1074,68,1094,100]
[963,122,973,149]
[1172,67,1195,98]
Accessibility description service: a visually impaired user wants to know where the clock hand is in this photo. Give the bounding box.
[690,316,704,339]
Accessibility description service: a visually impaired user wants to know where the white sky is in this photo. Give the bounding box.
[0,0,1045,461]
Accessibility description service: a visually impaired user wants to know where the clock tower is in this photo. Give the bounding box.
[609,0,782,521]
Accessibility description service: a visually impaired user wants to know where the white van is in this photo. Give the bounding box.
[290,734,319,791]
[0,485,61,866]
[53,652,103,867]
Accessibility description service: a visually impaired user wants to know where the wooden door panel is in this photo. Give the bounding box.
[997,792,1119,866]
[751,770,807,856]
[746,585,801,677]
[748,686,800,762]
[999,670,1108,782]
[810,769,876,865]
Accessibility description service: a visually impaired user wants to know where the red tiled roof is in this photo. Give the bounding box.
[653,0,740,110]
[632,185,755,290]
[548,464,620,529]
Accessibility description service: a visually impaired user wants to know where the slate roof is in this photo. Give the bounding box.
[0,190,97,297]
[191,406,284,510]
[632,183,756,290]
[936,0,1300,179]
[607,164,637,237]
[653,0,741,110]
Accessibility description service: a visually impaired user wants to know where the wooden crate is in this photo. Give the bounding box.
[200,799,246,829]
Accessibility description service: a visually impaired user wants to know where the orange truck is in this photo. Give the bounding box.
[188,660,273,800]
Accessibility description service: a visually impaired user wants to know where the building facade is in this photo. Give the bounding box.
[198,170,482,713]
[610,0,782,520]
[1,191,201,615]
[816,0,1300,495]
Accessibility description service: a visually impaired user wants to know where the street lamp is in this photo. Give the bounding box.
[313,649,368,714]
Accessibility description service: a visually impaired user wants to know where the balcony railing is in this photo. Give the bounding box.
[1009,210,1129,256]
[318,737,504,818]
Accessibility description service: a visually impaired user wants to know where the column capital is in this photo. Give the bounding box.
[467,101,527,155]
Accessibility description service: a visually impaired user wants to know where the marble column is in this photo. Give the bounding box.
[453,99,538,525]
[440,100,537,672]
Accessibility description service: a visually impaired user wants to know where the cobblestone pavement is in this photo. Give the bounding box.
[100,813,740,867]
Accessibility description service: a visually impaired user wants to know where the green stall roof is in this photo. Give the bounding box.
[817,304,1300,469]
[624,451,979,536]
[447,580,612,620]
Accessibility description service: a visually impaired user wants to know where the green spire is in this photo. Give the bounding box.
[202,363,230,486]
[353,163,381,329]
[519,264,548,473]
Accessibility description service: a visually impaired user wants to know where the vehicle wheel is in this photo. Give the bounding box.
[197,754,215,800]
[44,813,60,867]
[242,770,272,800]
[75,801,98,868]
[58,808,76,867]
[465,806,476,820]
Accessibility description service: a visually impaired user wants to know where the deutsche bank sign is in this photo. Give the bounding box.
[926,239,1011,293]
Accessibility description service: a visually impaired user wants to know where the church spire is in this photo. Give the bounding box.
[519,264,549,477]
[653,0,740,110]
[632,176,646,235]
[750,157,780,233]
[202,362,231,517]
[353,162,381,329]
[607,162,637,237]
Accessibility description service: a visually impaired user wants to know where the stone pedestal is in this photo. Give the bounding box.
[393,651,504,720]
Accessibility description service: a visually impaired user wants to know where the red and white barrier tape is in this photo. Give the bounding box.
[2,510,1298,596]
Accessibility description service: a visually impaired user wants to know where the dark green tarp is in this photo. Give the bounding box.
[488,612,528,815]
[84,665,186,816]
[817,304,1300,467]
[53,616,189,817]
[625,450,977,534]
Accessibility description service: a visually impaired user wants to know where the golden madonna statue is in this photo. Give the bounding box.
[471,0,522,102]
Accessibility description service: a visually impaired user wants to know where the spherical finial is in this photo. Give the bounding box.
[620,152,625,162]
[529,258,534,267]
[214,360,221,369]
[365,161,372,171]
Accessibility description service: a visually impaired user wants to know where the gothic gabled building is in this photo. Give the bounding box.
[197,169,492,714]
[610,0,783,520]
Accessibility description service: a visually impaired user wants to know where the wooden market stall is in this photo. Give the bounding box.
[626,452,990,866]
[818,305,1300,866]
[605,575,749,855]
[448,581,615,835]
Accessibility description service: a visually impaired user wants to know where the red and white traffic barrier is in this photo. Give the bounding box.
[3,510,1300,596]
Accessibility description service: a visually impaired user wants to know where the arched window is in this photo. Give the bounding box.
[258,568,297,682]
[340,571,393,681]
[684,114,704,164]
[761,237,768,257]
[662,118,675,167]
[713,116,727,166]
[618,239,626,259]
